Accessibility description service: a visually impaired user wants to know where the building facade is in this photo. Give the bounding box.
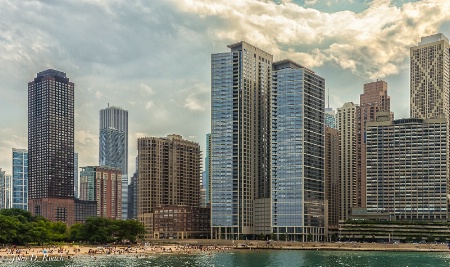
[79,166,122,219]
[137,135,202,237]
[28,69,75,224]
[99,105,128,220]
[325,108,336,129]
[74,152,78,199]
[336,102,357,221]
[270,59,325,241]
[211,41,272,239]
[203,133,211,207]
[324,127,340,236]
[0,169,12,210]
[356,80,392,209]
[152,205,210,239]
[410,33,450,120]
[366,116,448,220]
[128,171,138,220]
[12,148,28,210]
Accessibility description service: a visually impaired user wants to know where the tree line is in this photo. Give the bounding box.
[0,208,145,245]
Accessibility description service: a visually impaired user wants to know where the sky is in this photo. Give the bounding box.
[0,0,449,177]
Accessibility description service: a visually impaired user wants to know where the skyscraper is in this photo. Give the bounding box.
[137,134,203,238]
[0,169,12,210]
[325,108,337,129]
[99,105,128,220]
[271,60,325,241]
[203,133,211,206]
[366,115,448,221]
[28,69,74,224]
[336,102,357,221]
[74,152,78,198]
[12,148,28,210]
[324,127,340,237]
[410,33,450,120]
[211,41,272,239]
[79,166,122,219]
[356,80,392,208]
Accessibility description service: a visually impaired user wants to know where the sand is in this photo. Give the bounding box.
[0,241,449,259]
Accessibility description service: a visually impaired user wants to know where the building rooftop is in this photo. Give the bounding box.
[37,69,67,78]
[418,33,449,45]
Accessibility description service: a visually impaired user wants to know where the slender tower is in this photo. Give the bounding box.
[211,42,272,239]
[99,105,128,220]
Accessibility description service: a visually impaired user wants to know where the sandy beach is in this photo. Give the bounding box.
[1,240,449,259]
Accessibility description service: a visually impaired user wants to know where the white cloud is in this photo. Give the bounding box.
[95,90,105,99]
[305,0,319,5]
[170,0,450,79]
[145,101,154,109]
[140,83,154,95]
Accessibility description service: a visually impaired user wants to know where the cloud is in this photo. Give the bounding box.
[305,0,319,5]
[145,101,154,109]
[140,83,154,95]
[95,90,105,99]
[170,0,450,79]
[0,0,449,175]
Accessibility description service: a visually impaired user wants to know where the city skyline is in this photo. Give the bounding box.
[1,0,450,175]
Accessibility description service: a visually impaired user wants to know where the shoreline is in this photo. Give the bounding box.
[1,241,449,259]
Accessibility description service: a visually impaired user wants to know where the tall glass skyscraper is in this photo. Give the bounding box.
[324,108,336,129]
[12,148,28,210]
[99,105,128,220]
[28,69,75,224]
[271,60,325,241]
[211,42,272,239]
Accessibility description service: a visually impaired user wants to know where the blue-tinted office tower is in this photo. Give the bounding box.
[271,60,325,241]
[12,148,28,210]
[99,105,128,220]
[211,42,272,239]
[325,108,336,129]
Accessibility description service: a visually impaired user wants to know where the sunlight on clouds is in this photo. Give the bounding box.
[170,0,450,79]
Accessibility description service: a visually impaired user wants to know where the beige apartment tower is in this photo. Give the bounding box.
[337,102,357,221]
[137,135,202,238]
[410,33,450,120]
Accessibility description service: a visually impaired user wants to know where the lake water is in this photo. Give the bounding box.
[2,250,450,267]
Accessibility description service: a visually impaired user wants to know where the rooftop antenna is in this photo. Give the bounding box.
[108,103,109,107]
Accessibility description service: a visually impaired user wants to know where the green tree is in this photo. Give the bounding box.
[78,217,114,243]
[68,223,83,241]
[114,220,145,243]
[49,221,68,241]
[0,208,34,223]
[0,215,19,243]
